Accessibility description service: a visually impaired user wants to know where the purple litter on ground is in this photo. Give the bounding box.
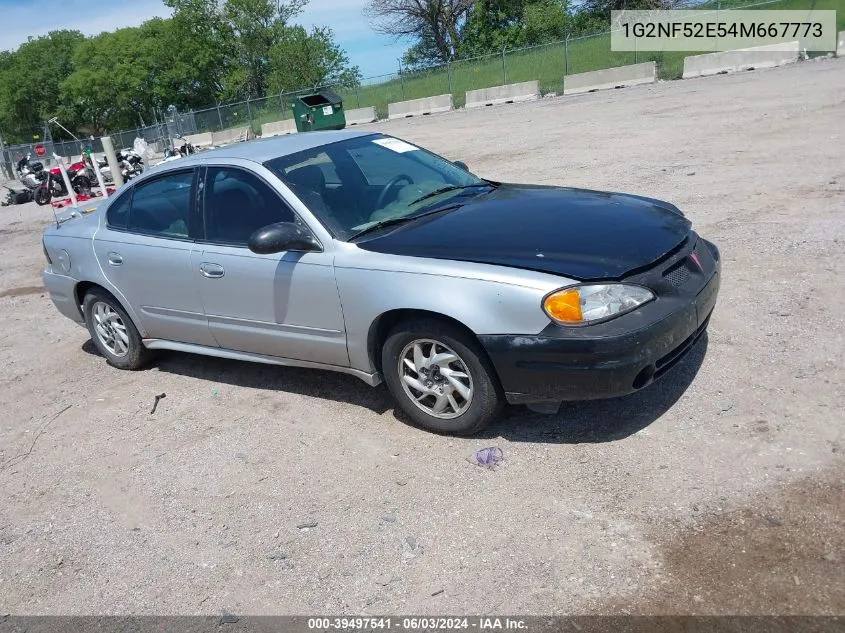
[475,447,503,467]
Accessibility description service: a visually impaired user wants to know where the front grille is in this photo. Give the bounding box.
[664,263,691,287]
[661,239,704,287]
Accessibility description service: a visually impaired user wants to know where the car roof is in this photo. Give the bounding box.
[169,129,379,168]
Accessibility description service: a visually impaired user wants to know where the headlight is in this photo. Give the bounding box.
[543,284,654,325]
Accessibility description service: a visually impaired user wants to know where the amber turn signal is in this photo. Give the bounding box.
[543,288,584,323]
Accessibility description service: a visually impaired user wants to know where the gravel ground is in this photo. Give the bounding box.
[0,58,843,616]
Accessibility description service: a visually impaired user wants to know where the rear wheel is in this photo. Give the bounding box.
[73,175,92,196]
[82,289,152,370]
[381,319,504,435]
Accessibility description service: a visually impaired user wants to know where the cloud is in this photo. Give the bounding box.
[0,0,171,51]
[294,0,411,75]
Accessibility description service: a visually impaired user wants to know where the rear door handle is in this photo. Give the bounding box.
[107,252,123,266]
[199,263,225,279]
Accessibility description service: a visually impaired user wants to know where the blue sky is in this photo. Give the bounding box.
[0,0,409,78]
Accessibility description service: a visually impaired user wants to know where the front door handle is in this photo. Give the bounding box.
[199,263,225,279]
[107,252,123,266]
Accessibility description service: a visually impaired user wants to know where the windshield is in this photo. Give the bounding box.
[264,134,490,240]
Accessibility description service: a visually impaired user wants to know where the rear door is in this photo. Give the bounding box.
[191,163,348,367]
[93,167,216,347]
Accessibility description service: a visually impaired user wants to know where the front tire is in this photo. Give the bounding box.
[34,186,51,205]
[382,319,504,435]
[82,289,152,370]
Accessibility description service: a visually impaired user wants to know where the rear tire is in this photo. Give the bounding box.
[82,289,152,370]
[73,175,92,196]
[381,319,504,436]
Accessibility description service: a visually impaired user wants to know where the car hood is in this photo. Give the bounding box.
[355,184,692,280]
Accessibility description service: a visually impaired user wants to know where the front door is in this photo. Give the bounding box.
[192,165,348,367]
[93,168,216,347]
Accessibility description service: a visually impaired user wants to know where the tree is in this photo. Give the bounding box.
[522,0,570,45]
[364,0,474,65]
[0,30,85,142]
[0,0,359,137]
[268,26,361,94]
[460,0,529,57]
[222,0,307,99]
[164,0,236,99]
[579,0,687,23]
[60,27,159,133]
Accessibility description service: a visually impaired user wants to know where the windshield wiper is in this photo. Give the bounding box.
[349,204,463,241]
[348,216,419,241]
[407,183,491,206]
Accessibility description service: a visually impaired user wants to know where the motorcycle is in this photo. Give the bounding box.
[1,184,33,206]
[33,157,93,206]
[16,154,47,191]
[154,138,198,167]
[96,148,144,183]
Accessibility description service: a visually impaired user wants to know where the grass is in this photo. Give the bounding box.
[188,0,844,133]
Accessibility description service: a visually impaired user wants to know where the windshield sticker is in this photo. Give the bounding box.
[373,138,418,153]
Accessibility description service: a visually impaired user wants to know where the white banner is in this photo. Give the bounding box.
[610,10,837,51]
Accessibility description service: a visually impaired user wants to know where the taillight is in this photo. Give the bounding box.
[42,238,52,264]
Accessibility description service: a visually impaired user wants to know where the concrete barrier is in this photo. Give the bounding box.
[182,132,213,148]
[261,119,297,137]
[837,31,845,57]
[388,94,453,119]
[682,41,799,79]
[465,81,540,108]
[345,106,377,125]
[211,126,254,146]
[563,62,656,95]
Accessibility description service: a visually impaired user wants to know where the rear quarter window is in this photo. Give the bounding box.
[105,189,131,229]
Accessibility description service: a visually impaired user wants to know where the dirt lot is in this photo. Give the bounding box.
[1,58,843,617]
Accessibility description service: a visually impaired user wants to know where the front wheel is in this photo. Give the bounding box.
[382,319,504,435]
[34,186,51,206]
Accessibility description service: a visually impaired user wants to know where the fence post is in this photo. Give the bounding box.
[447,60,452,95]
[101,137,123,188]
[216,102,224,130]
[398,59,405,99]
[564,33,570,77]
[246,97,253,132]
[501,47,507,85]
[356,86,360,108]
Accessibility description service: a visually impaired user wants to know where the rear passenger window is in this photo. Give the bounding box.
[128,170,194,238]
[106,190,131,229]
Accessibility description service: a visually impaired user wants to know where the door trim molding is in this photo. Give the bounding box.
[142,338,382,386]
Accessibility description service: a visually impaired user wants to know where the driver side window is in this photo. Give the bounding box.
[203,167,296,246]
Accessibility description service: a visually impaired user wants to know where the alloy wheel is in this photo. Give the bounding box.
[92,301,130,357]
[398,339,474,419]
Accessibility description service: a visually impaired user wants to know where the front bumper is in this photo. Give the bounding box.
[479,237,720,404]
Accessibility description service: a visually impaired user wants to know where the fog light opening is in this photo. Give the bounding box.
[633,365,656,390]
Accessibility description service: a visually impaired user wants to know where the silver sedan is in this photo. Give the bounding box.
[42,130,720,435]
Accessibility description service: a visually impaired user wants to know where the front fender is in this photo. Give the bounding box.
[335,250,571,373]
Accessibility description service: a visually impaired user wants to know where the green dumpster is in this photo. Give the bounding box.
[292,90,346,132]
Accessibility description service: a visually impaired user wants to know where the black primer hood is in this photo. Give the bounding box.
[356,184,692,280]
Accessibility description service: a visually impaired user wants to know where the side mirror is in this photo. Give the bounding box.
[248,222,320,254]
[453,160,469,172]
